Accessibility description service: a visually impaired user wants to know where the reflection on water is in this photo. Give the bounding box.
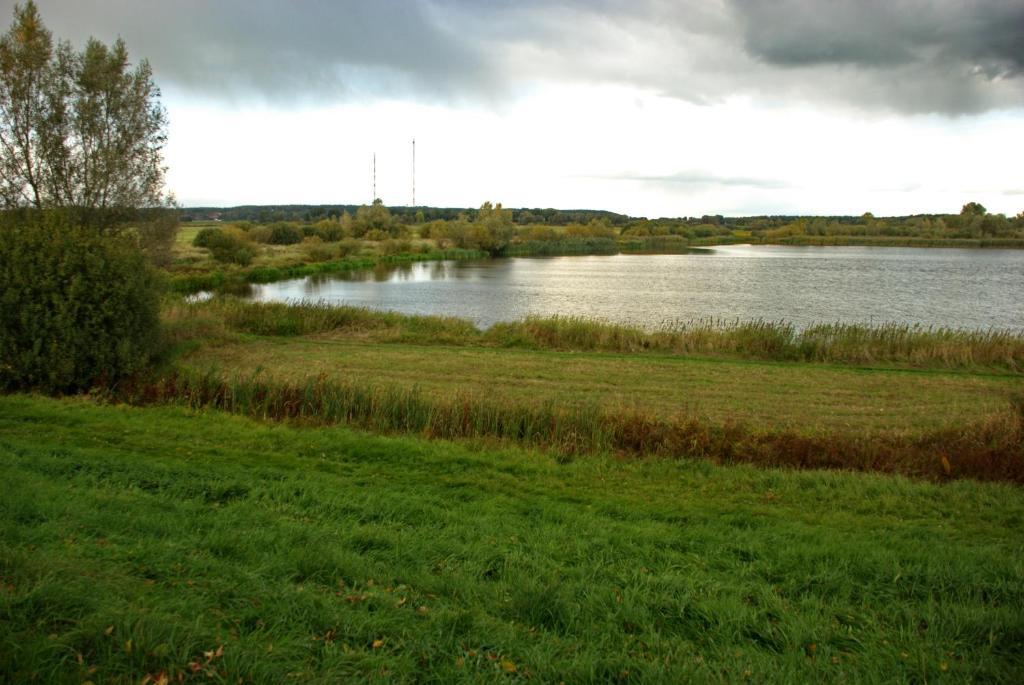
[247,246,1024,330]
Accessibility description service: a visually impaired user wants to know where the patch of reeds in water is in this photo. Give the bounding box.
[163,299,1024,370]
[496,316,1024,369]
[124,370,1024,484]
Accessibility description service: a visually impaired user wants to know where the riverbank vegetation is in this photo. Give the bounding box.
[2,395,1023,682]
[151,298,1024,484]
[167,199,1024,295]
[182,200,1024,255]
[166,298,1024,372]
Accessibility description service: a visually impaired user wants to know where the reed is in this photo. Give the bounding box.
[491,316,1024,369]
[164,299,1024,371]
[505,237,618,256]
[121,369,1024,483]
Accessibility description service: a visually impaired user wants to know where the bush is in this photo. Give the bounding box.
[192,226,221,248]
[0,211,161,392]
[247,225,272,243]
[380,239,412,256]
[192,227,253,265]
[302,237,337,262]
[315,221,348,242]
[337,238,362,257]
[268,223,303,245]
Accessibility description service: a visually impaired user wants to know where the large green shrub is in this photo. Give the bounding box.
[267,223,303,245]
[192,227,253,265]
[0,212,161,392]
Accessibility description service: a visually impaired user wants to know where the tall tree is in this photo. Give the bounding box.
[0,0,51,208]
[0,1,168,210]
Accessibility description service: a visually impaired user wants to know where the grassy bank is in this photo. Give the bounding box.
[2,395,1023,683]
[158,299,1024,483]
[166,298,1024,372]
[126,368,1024,483]
[180,338,1018,434]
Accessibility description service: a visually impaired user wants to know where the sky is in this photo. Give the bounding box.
[9,0,1024,217]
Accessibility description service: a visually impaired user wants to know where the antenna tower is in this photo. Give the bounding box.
[411,139,416,207]
[372,153,376,202]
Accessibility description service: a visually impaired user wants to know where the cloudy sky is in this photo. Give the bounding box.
[11,0,1024,217]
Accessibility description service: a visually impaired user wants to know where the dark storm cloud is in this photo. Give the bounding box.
[724,0,1024,112]
[15,0,495,102]
[731,0,1024,74]
[9,0,1024,113]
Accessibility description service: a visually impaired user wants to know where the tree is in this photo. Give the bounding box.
[0,3,168,393]
[0,1,168,210]
[472,201,514,255]
[0,1,50,208]
[960,202,986,216]
[353,198,395,238]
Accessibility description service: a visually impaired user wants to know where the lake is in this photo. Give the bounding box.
[246,245,1024,330]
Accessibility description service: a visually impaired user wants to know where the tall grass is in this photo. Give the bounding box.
[773,235,1024,249]
[165,299,1024,371]
[163,298,477,344]
[122,369,1024,483]
[505,237,618,256]
[496,316,1024,369]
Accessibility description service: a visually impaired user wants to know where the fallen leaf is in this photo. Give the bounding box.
[941,456,952,475]
[124,639,132,654]
[372,639,384,650]
[104,625,114,636]
[501,659,517,673]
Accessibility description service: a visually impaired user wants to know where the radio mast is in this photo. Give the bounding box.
[372,152,376,202]
[411,139,416,207]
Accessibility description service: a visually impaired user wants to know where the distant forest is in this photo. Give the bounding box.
[181,202,1024,245]
[181,204,632,226]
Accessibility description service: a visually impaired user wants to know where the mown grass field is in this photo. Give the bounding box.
[157,299,1024,482]
[2,395,1023,683]
[181,335,1019,435]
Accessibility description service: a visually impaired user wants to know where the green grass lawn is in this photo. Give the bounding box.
[2,395,1022,683]
[182,335,1019,435]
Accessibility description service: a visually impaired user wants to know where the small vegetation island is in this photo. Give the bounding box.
[1,2,1023,683]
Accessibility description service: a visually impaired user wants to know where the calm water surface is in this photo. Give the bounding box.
[248,245,1024,330]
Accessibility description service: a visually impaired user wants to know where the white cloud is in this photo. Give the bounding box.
[164,86,1024,216]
